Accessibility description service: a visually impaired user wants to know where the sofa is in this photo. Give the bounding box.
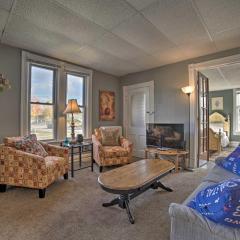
[169,158,240,240]
[0,138,69,198]
[92,127,133,172]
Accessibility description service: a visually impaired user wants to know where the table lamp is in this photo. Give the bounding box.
[63,99,81,141]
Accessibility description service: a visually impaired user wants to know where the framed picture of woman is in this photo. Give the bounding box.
[99,90,115,121]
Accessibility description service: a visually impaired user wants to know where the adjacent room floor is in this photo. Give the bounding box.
[0,164,213,240]
[209,146,236,161]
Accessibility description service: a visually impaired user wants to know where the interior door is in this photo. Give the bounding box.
[124,82,154,158]
[197,71,209,166]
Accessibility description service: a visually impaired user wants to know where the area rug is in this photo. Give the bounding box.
[0,164,213,240]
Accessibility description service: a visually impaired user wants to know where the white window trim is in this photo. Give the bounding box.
[21,51,93,140]
[233,89,240,136]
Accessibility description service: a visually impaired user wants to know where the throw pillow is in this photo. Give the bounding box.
[216,147,240,175]
[100,128,120,146]
[188,179,240,227]
[15,134,48,157]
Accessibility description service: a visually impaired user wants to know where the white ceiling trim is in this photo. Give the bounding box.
[190,0,215,43]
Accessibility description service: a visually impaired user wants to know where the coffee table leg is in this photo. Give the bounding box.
[155,181,173,192]
[124,199,135,224]
[102,198,119,207]
[102,195,135,224]
[120,194,135,224]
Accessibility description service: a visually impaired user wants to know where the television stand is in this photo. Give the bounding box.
[144,147,189,173]
[157,147,171,151]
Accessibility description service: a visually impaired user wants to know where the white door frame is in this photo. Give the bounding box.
[123,80,154,138]
[189,53,240,169]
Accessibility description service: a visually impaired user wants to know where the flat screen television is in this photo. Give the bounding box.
[146,123,185,150]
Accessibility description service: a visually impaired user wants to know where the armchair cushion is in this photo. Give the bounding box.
[100,127,120,146]
[103,146,129,158]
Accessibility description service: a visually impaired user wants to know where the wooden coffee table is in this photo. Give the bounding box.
[145,148,189,173]
[98,159,174,224]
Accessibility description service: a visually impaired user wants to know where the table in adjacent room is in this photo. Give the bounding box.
[145,147,189,173]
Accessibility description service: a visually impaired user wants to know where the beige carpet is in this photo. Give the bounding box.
[0,164,213,240]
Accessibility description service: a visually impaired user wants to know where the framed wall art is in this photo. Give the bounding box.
[99,90,115,121]
[211,97,223,110]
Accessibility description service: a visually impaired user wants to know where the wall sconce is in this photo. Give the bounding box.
[181,86,194,96]
[0,74,11,92]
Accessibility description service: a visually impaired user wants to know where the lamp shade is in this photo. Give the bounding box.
[63,99,81,114]
[181,86,194,95]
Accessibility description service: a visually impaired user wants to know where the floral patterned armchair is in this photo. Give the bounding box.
[92,127,133,172]
[0,136,69,198]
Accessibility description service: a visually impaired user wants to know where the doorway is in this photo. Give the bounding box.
[189,53,240,169]
[123,81,154,158]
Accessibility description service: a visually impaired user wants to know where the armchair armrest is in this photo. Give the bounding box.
[0,144,46,165]
[40,142,69,159]
[92,135,104,164]
[120,137,133,153]
[92,135,103,150]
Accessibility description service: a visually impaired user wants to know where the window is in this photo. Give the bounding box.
[21,51,93,141]
[66,73,85,137]
[234,89,240,135]
[30,65,55,140]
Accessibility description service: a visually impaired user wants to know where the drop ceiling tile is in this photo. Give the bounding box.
[94,60,142,76]
[3,14,82,56]
[125,0,157,11]
[214,28,240,51]
[178,41,216,59]
[220,64,240,86]
[0,9,9,33]
[130,54,163,70]
[13,0,107,45]
[202,68,230,91]
[153,47,187,65]
[142,0,211,45]
[112,13,175,54]
[92,32,146,61]
[53,0,137,30]
[194,0,240,34]
[0,0,13,11]
[73,45,141,76]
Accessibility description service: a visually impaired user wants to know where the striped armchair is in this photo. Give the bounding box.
[92,128,133,172]
[0,137,69,198]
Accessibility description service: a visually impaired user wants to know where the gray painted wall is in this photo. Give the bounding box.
[209,89,240,141]
[0,44,21,142]
[0,43,120,142]
[120,47,240,149]
[92,70,120,129]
